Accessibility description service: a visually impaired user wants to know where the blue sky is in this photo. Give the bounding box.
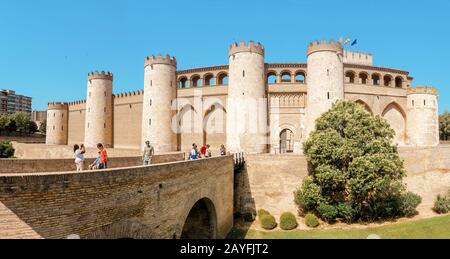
[0,0,449,113]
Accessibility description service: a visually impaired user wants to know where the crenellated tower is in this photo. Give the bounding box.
[46,102,69,145]
[407,86,440,146]
[226,41,268,153]
[142,54,177,152]
[305,40,344,137]
[84,71,114,148]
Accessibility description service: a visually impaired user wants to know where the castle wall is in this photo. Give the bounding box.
[113,91,144,149]
[67,102,86,146]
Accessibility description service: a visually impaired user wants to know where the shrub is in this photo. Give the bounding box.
[260,214,277,230]
[337,203,356,223]
[243,212,256,222]
[280,212,298,231]
[399,192,422,217]
[295,101,420,222]
[433,195,450,214]
[305,213,320,228]
[317,203,338,223]
[257,209,270,219]
[0,141,15,158]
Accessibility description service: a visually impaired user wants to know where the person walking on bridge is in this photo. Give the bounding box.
[143,141,155,166]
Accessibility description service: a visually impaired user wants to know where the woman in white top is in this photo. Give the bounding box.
[74,144,86,171]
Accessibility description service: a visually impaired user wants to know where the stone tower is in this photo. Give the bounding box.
[407,86,439,147]
[305,40,344,136]
[227,41,268,153]
[84,71,114,148]
[142,54,177,152]
[45,102,69,145]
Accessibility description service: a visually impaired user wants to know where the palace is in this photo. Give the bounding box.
[46,40,440,153]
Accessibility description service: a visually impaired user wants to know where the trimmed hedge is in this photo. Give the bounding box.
[260,214,277,230]
[280,212,298,231]
[305,213,320,228]
[258,209,270,219]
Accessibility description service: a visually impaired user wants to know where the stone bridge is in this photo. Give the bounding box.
[0,155,236,239]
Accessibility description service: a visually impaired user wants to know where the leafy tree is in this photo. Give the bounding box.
[25,120,38,134]
[295,101,420,222]
[0,115,9,132]
[10,112,30,133]
[5,119,17,132]
[0,141,15,158]
[39,120,47,135]
[440,112,450,141]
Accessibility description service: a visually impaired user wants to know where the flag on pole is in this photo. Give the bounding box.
[343,38,351,45]
[351,39,358,46]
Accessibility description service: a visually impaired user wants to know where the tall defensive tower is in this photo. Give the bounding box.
[305,40,344,136]
[46,102,69,145]
[142,54,177,152]
[84,71,114,148]
[407,86,439,147]
[226,41,268,153]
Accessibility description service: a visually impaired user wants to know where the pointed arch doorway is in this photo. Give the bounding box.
[280,129,294,153]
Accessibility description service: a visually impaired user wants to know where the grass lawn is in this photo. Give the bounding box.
[228,215,450,239]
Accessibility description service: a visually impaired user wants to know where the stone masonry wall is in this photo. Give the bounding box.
[0,155,234,239]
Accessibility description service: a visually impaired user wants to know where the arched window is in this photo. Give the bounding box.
[383,75,393,87]
[295,71,306,83]
[345,71,356,84]
[204,74,214,86]
[267,72,277,84]
[359,72,368,84]
[280,71,292,83]
[395,77,403,88]
[217,73,229,85]
[372,74,381,86]
[179,77,188,88]
[191,75,201,87]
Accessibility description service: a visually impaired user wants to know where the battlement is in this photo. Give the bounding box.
[229,41,265,56]
[114,89,144,99]
[344,51,373,66]
[407,86,438,95]
[47,102,68,110]
[144,54,177,68]
[307,40,343,56]
[88,71,113,81]
[68,100,87,106]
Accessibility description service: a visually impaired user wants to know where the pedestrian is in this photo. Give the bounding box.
[200,144,207,158]
[190,144,199,160]
[220,144,227,156]
[206,145,212,158]
[89,152,101,170]
[97,143,108,169]
[74,144,86,171]
[143,141,155,166]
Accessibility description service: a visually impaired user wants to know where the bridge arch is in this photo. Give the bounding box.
[180,198,217,239]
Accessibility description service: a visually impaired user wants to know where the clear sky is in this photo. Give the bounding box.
[0,0,449,113]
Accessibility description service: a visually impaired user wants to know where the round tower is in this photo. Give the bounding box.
[305,40,344,137]
[407,86,439,147]
[46,102,69,145]
[84,71,114,148]
[142,54,177,152]
[226,41,268,153]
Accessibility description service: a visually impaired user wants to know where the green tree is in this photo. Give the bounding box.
[0,115,9,132]
[25,120,38,134]
[440,112,450,141]
[295,101,420,222]
[39,120,47,135]
[9,112,30,133]
[0,141,15,158]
